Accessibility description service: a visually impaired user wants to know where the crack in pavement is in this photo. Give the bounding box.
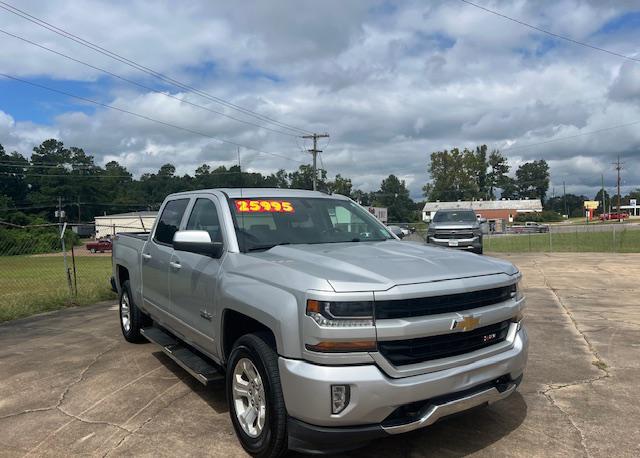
[531,259,611,458]
[101,387,192,458]
[23,342,119,456]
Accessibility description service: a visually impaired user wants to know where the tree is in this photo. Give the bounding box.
[289,165,327,190]
[515,160,550,203]
[0,145,29,203]
[373,175,415,222]
[500,177,520,199]
[423,145,489,201]
[351,189,373,206]
[487,150,510,198]
[327,174,352,197]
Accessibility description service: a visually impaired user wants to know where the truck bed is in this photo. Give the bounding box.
[116,231,150,241]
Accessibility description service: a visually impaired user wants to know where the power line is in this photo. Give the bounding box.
[459,0,640,64]
[0,73,305,165]
[0,27,300,138]
[500,119,640,153]
[0,0,313,135]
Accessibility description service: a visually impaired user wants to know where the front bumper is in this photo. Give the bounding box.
[281,326,528,452]
[427,236,482,250]
[287,374,522,454]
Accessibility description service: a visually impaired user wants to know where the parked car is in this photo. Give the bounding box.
[86,238,112,253]
[600,212,629,221]
[509,222,550,233]
[112,189,527,456]
[425,208,484,254]
[387,225,405,239]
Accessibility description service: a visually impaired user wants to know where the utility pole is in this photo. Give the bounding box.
[77,196,81,223]
[613,156,623,222]
[563,181,567,217]
[57,196,63,225]
[601,174,605,217]
[301,133,329,191]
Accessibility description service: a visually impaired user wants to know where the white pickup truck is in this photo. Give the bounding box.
[112,188,528,457]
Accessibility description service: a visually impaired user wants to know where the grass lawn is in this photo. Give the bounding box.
[485,229,640,253]
[0,255,116,322]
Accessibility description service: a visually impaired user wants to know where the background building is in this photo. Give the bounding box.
[422,199,543,229]
[94,211,157,238]
[367,206,388,224]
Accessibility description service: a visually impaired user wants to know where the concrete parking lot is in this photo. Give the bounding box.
[1,253,638,457]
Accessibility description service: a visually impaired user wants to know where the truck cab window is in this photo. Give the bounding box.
[154,198,189,244]
[186,198,223,243]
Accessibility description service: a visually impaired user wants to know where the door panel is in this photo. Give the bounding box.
[170,197,224,349]
[141,198,190,314]
[141,241,173,312]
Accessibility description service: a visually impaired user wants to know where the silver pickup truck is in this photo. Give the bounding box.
[112,188,528,457]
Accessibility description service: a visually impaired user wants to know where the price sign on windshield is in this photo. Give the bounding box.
[235,200,295,213]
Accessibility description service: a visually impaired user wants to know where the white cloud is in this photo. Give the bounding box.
[0,0,639,198]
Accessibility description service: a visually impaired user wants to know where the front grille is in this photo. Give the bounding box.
[375,286,513,320]
[433,231,474,239]
[378,319,511,366]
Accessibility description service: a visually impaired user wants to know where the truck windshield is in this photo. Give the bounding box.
[432,210,477,223]
[230,197,393,252]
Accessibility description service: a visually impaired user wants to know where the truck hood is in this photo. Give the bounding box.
[250,240,517,292]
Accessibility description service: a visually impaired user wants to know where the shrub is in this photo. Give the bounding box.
[515,211,562,223]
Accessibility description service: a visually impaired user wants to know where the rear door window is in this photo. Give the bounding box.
[154,199,189,245]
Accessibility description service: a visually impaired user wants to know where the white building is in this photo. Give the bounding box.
[621,199,639,218]
[367,206,388,224]
[94,211,158,238]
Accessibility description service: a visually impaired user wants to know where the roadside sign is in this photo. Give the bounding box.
[583,200,599,209]
[631,199,637,207]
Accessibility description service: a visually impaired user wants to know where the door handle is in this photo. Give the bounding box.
[142,253,152,260]
[169,261,182,270]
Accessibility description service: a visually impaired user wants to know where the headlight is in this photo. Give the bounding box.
[510,280,525,329]
[510,281,524,302]
[306,300,373,327]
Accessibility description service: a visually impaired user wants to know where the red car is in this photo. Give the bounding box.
[600,212,629,221]
[86,239,112,253]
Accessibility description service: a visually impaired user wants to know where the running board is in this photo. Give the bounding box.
[141,327,224,385]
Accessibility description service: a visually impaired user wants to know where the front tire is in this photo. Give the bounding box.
[119,280,151,343]
[227,333,287,458]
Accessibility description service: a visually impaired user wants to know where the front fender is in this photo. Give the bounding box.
[218,272,304,360]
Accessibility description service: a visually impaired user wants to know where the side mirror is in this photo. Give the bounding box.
[172,230,223,258]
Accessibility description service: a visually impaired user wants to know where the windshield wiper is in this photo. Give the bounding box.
[246,242,291,252]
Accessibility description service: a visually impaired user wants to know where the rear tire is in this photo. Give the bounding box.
[474,246,484,255]
[119,280,151,343]
[227,333,287,458]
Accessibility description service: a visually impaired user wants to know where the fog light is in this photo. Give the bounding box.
[331,385,350,414]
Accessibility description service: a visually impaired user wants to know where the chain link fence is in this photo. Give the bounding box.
[0,222,146,322]
[484,224,640,253]
[401,221,640,253]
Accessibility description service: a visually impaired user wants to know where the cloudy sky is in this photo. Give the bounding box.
[0,0,639,199]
